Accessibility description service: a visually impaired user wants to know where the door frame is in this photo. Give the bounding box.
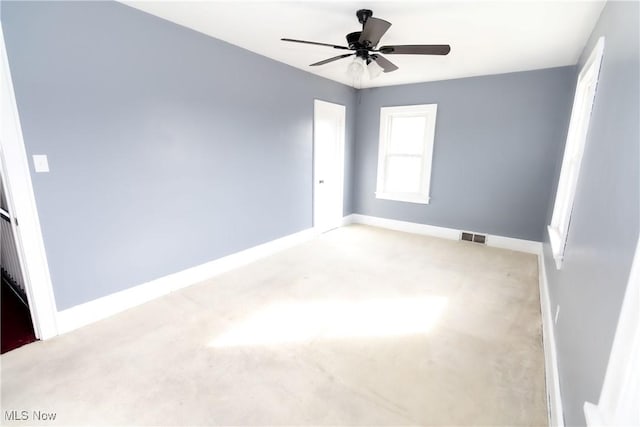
[584,236,640,425]
[313,99,346,232]
[1,22,58,339]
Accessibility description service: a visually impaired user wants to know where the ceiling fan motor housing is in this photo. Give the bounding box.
[346,31,372,61]
[346,31,362,49]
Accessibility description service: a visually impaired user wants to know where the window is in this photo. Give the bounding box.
[548,37,605,269]
[376,104,437,204]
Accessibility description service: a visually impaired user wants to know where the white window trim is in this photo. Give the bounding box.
[375,104,437,205]
[548,37,605,269]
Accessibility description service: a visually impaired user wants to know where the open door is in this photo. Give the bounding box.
[313,100,345,233]
[1,150,37,353]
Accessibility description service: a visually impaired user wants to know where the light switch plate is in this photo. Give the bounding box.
[33,154,49,173]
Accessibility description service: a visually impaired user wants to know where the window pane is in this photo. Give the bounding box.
[548,37,604,268]
[385,155,422,193]
[388,116,427,155]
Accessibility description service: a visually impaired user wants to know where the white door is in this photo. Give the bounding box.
[313,100,345,233]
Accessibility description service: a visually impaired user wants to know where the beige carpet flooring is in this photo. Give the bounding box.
[1,225,547,426]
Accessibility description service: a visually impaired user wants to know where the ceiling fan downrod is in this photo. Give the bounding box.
[356,9,373,26]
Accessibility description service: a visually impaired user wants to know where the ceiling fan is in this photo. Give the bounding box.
[281,9,451,79]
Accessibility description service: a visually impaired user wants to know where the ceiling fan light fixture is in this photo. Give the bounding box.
[347,56,366,79]
[367,59,384,79]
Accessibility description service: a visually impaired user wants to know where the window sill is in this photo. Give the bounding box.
[547,225,564,269]
[375,192,430,205]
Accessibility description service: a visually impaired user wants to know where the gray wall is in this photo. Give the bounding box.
[353,67,575,242]
[542,1,640,425]
[1,1,356,310]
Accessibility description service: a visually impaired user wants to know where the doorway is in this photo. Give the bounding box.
[1,159,36,353]
[313,100,346,233]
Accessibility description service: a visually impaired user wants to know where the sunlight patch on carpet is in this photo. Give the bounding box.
[209,296,448,347]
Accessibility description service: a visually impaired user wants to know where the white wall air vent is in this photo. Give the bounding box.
[461,231,486,244]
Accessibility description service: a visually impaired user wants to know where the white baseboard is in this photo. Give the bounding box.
[56,228,317,335]
[538,250,565,427]
[349,214,459,240]
[584,402,604,426]
[346,214,542,255]
[341,214,355,226]
[486,234,543,255]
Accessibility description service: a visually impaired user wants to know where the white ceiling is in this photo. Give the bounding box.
[121,1,605,88]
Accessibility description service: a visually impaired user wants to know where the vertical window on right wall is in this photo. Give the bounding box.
[548,36,605,269]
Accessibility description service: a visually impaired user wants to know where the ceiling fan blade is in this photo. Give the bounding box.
[371,54,398,73]
[358,17,392,48]
[281,38,351,50]
[378,44,451,55]
[310,53,355,67]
